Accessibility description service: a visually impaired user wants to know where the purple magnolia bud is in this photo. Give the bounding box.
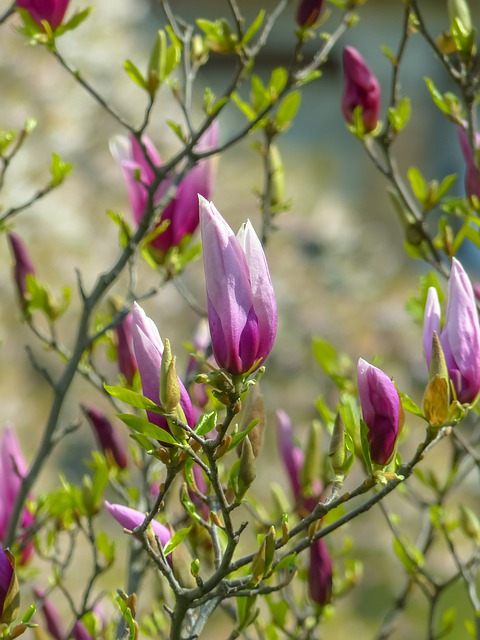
[73,621,93,640]
[308,539,333,606]
[33,588,65,640]
[131,303,194,432]
[104,501,171,548]
[200,198,277,376]
[82,405,128,469]
[342,46,381,133]
[458,127,480,200]
[424,259,480,404]
[357,359,403,466]
[276,410,304,501]
[7,232,35,305]
[115,313,138,385]
[0,426,34,562]
[296,0,324,28]
[16,0,70,29]
[110,123,218,257]
[0,548,18,624]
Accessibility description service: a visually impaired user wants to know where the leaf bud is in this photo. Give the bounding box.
[268,144,285,208]
[236,384,266,458]
[329,413,347,481]
[300,420,321,492]
[237,436,256,500]
[459,505,480,543]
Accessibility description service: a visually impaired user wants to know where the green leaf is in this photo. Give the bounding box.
[0,129,16,156]
[55,7,91,35]
[273,552,296,573]
[96,531,115,564]
[436,173,457,200]
[194,411,217,436]
[228,419,259,451]
[269,67,288,99]
[240,10,266,47]
[407,166,427,202]
[118,414,178,445]
[393,535,424,574]
[104,385,161,411]
[275,91,301,130]
[124,59,147,89]
[388,97,411,132]
[21,604,36,624]
[163,526,192,556]
[50,152,72,186]
[231,92,257,121]
[359,418,373,475]
[129,433,153,451]
[398,390,424,418]
[425,77,450,114]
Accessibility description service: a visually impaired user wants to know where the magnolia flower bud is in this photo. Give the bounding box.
[237,437,256,500]
[114,312,137,386]
[32,588,65,640]
[104,502,171,548]
[82,405,128,469]
[200,198,277,376]
[329,413,347,481]
[423,259,480,404]
[7,232,35,309]
[0,548,19,624]
[110,124,218,260]
[308,539,333,606]
[458,127,480,200]
[16,0,70,29]
[131,303,194,435]
[342,46,381,133]
[296,0,324,28]
[357,359,404,466]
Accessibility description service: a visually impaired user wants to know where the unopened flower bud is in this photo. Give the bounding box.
[264,526,276,577]
[329,413,347,481]
[296,0,324,28]
[82,405,128,469]
[308,539,333,606]
[448,0,473,34]
[0,548,19,624]
[236,384,266,458]
[423,332,450,427]
[342,46,381,133]
[237,436,256,500]
[7,232,35,311]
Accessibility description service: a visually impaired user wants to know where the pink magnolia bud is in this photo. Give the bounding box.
[308,539,333,606]
[82,405,128,469]
[342,46,381,133]
[276,410,304,501]
[424,258,480,404]
[357,359,403,466]
[296,0,324,28]
[104,501,171,548]
[0,548,18,624]
[200,198,277,375]
[458,127,480,200]
[0,426,34,563]
[131,303,194,433]
[33,588,65,640]
[16,0,70,29]
[115,313,137,385]
[73,621,93,640]
[110,123,218,257]
[7,232,35,305]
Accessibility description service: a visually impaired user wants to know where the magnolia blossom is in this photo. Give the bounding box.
[458,127,480,200]
[115,312,137,385]
[357,359,403,466]
[7,232,35,304]
[296,0,324,27]
[0,426,34,562]
[16,0,70,29]
[423,258,480,404]
[82,405,128,469]
[104,501,171,547]
[200,198,277,375]
[110,124,218,256]
[131,303,194,431]
[33,588,65,640]
[342,46,381,133]
[308,539,333,606]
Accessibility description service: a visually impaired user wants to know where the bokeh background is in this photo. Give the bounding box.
[1,0,479,637]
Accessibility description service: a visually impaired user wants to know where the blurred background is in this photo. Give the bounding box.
[1,0,479,637]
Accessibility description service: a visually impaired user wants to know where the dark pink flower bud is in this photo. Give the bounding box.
[276,410,304,501]
[104,501,171,547]
[73,621,93,640]
[458,127,480,200]
[110,123,218,258]
[200,199,277,376]
[7,232,35,305]
[296,0,324,28]
[33,588,65,640]
[424,258,480,404]
[0,426,34,563]
[131,303,194,433]
[16,0,70,29]
[357,359,403,466]
[308,539,333,606]
[115,313,137,385]
[82,405,128,469]
[342,46,381,133]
